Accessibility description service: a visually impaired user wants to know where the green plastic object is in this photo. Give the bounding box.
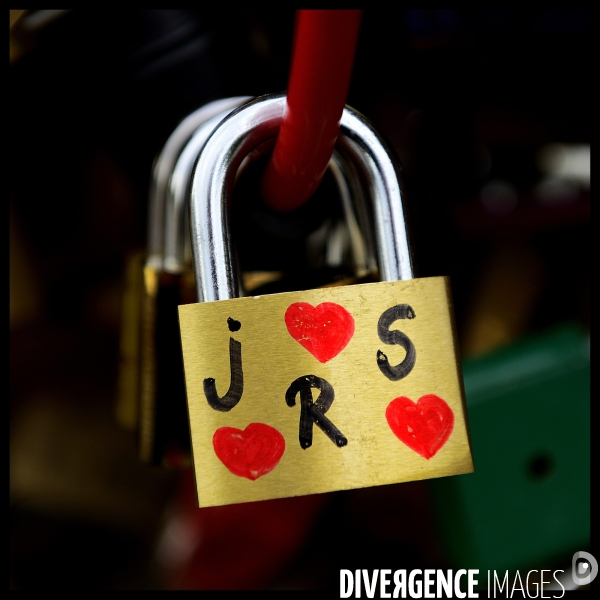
[429,324,590,574]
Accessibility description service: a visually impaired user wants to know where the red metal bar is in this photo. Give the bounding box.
[260,10,362,212]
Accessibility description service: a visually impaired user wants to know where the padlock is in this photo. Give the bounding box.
[128,97,251,466]
[117,97,252,437]
[179,93,474,507]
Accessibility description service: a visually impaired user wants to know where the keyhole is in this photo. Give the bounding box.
[527,454,554,481]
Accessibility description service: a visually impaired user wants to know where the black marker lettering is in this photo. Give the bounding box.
[285,375,347,449]
[203,337,243,411]
[227,317,241,332]
[376,304,416,381]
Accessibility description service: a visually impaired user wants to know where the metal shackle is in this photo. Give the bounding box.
[162,97,252,274]
[189,93,414,302]
[322,149,377,277]
[146,97,252,269]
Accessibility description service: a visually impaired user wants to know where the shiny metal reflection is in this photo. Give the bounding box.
[189,93,414,302]
[163,98,252,274]
[146,97,252,269]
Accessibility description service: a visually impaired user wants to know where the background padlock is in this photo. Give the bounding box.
[128,94,367,465]
[137,97,251,467]
[116,97,252,437]
[180,93,472,507]
[115,248,146,431]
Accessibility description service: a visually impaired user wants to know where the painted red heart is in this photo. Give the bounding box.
[213,423,285,481]
[285,302,355,363]
[385,395,454,460]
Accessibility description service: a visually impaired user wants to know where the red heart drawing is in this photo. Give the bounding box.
[213,423,285,481]
[285,302,355,363]
[385,395,454,460]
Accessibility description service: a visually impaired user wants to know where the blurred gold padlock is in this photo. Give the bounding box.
[137,97,250,468]
[115,97,250,465]
[116,249,146,431]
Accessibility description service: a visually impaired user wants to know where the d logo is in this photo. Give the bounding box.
[572,551,597,586]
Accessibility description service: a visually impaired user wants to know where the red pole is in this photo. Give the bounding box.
[260,10,362,212]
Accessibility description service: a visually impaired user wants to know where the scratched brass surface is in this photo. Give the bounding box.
[179,276,473,507]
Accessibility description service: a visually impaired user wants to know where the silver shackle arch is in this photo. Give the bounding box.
[189,93,414,302]
[146,96,252,269]
[162,97,252,274]
[162,97,371,275]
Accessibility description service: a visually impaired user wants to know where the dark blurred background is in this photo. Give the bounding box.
[10,9,590,591]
